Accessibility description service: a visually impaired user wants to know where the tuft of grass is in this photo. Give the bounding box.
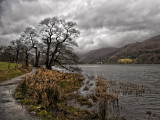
[15,69,96,120]
[0,62,31,82]
[77,96,93,107]
[92,77,118,120]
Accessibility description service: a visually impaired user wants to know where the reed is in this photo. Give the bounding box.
[15,69,95,120]
[92,77,118,120]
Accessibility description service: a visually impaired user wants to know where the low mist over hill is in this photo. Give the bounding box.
[79,35,160,64]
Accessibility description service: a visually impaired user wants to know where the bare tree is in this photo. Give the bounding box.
[6,46,15,69]
[53,44,81,72]
[10,39,23,64]
[0,46,15,68]
[21,27,41,67]
[39,17,80,70]
[0,46,8,61]
[33,43,43,67]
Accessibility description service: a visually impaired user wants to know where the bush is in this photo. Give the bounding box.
[118,58,133,64]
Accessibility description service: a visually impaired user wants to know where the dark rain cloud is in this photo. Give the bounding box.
[0,0,160,52]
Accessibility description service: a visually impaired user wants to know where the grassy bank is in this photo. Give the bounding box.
[0,62,31,82]
[15,69,96,120]
[0,62,22,70]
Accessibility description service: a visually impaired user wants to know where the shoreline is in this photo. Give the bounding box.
[0,68,38,120]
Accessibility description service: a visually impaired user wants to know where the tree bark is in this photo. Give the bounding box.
[8,62,10,69]
[45,39,51,69]
[48,43,60,69]
[25,50,29,66]
[15,50,19,63]
[35,51,40,67]
[34,48,40,67]
[45,36,52,69]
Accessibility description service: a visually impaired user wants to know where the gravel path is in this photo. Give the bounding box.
[0,68,39,120]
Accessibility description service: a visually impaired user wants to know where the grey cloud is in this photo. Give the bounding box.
[0,0,76,35]
[0,0,53,35]
[1,0,160,53]
[76,0,160,32]
[0,0,5,26]
[0,33,19,46]
[73,0,160,52]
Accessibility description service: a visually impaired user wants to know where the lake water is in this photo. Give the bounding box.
[79,64,160,120]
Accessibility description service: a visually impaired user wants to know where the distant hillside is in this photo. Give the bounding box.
[106,35,160,64]
[79,47,118,64]
[79,35,160,64]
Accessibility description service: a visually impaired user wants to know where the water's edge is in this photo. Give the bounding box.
[0,68,39,120]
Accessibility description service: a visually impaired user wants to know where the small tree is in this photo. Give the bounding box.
[0,46,13,62]
[21,27,41,67]
[10,39,23,67]
[33,43,43,67]
[6,46,15,69]
[39,17,80,71]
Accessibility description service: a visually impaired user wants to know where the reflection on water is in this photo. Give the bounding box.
[79,64,160,120]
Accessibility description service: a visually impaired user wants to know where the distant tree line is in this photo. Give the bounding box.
[0,17,81,71]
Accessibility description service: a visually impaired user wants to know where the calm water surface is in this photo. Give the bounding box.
[79,64,160,120]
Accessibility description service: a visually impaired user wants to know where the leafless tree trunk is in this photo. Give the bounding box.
[25,50,29,66]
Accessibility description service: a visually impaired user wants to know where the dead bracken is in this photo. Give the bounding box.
[15,69,96,120]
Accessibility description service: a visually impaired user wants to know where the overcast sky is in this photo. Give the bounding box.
[0,0,160,53]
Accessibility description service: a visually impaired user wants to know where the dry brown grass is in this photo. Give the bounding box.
[15,69,96,120]
[16,69,84,108]
[90,77,149,120]
[91,77,118,120]
[93,77,118,103]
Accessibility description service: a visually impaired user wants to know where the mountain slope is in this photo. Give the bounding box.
[106,35,160,64]
[79,35,160,64]
[79,47,118,64]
